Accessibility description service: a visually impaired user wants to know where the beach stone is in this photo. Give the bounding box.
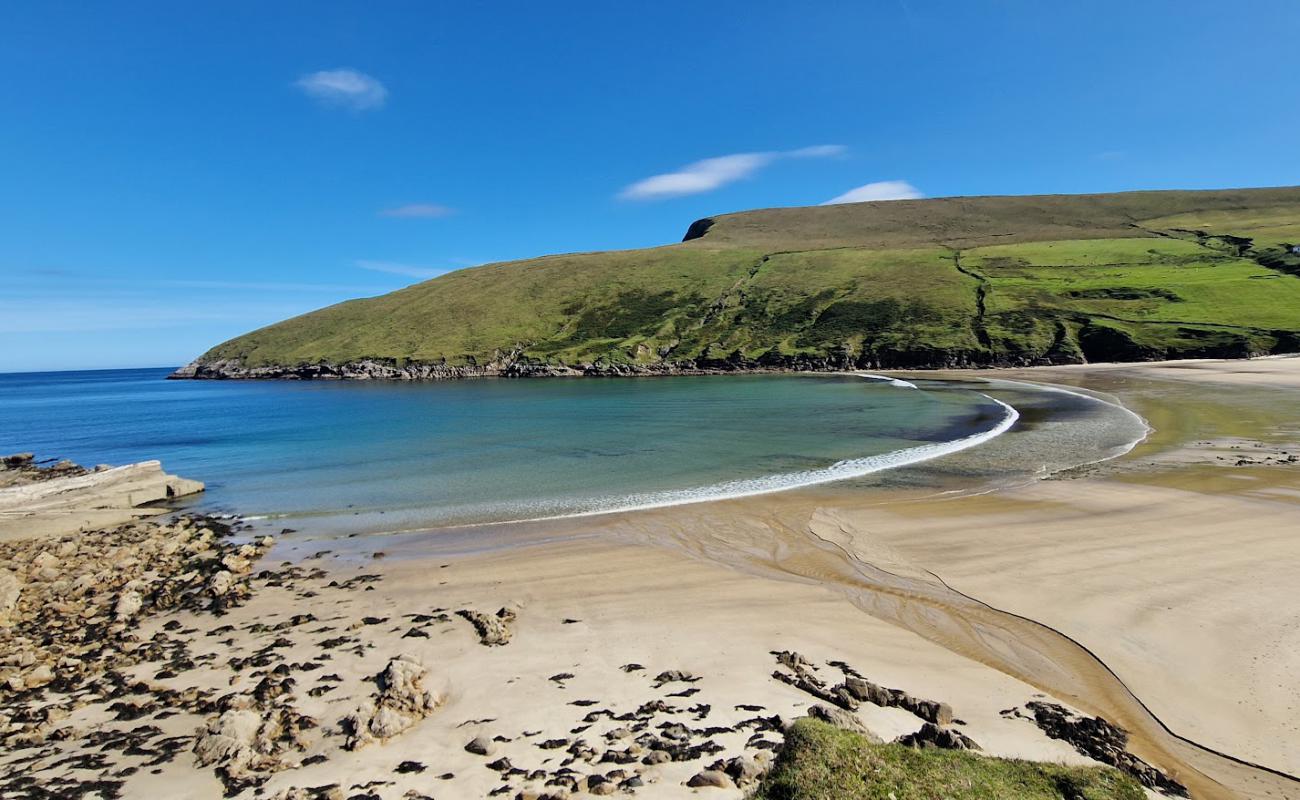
[716,755,765,786]
[221,553,251,574]
[806,704,879,740]
[896,722,979,751]
[209,570,234,596]
[912,699,954,726]
[775,650,814,673]
[23,663,54,689]
[0,569,21,626]
[31,551,60,574]
[456,606,516,646]
[653,669,696,686]
[114,589,143,620]
[842,676,892,706]
[465,735,496,755]
[686,769,733,788]
[193,708,268,781]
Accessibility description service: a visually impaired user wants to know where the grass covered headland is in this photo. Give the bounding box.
[753,719,1146,800]
[176,187,1300,378]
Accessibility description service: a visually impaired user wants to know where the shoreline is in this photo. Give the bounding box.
[2,357,1297,799]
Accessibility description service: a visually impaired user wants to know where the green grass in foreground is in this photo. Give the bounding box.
[753,719,1146,800]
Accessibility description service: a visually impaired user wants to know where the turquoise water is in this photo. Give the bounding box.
[0,369,1015,530]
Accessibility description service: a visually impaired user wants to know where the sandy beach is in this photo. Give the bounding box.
[2,357,1298,800]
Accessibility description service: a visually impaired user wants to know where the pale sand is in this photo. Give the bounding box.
[1022,354,1300,391]
[226,537,1098,799]
[5,357,1298,800]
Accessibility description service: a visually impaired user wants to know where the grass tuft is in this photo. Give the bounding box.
[754,719,1147,800]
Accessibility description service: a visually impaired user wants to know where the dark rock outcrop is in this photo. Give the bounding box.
[1025,701,1188,796]
[681,217,715,241]
[895,722,979,751]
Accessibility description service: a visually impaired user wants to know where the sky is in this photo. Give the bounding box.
[2,1,1298,372]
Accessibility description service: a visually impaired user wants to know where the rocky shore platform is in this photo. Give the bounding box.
[0,503,1186,800]
[0,453,204,541]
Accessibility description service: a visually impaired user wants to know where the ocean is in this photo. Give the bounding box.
[0,368,1043,532]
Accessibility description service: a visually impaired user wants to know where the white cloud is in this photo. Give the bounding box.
[619,145,846,200]
[356,260,448,279]
[788,144,848,159]
[620,154,772,200]
[295,69,388,111]
[379,203,455,219]
[821,180,923,205]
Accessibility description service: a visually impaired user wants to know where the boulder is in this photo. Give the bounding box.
[686,770,733,788]
[193,701,317,793]
[343,654,442,750]
[895,722,980,751]
[806,704,880,741]
[712,754,766,786]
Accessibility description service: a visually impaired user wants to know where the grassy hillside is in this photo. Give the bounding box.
[754,719,1146,800]
[179,187,1300,378]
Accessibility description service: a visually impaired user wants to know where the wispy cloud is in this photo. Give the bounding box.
[163,279,386,293]
[788,144,848,159]
[0,298,315,334]
[619,145,846,201]
[295,69,388,111]
[356,260,448,280]
[822,180,923,205]
[378,203,455,219]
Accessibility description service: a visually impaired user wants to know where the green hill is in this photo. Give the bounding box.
[174,186,1300,379]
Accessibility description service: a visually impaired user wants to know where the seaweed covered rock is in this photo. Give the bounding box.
[342,654,442,750]
[193,694,317,794]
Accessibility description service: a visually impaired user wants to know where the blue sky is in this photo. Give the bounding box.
[3,1,1298,372]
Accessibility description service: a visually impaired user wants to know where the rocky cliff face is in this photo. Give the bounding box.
[170,347,1080,382]
[170,311,1298,382]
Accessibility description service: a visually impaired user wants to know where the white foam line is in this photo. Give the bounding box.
[856,372,919,389]
[988,378,1151,461]
[494,394,1020,525]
